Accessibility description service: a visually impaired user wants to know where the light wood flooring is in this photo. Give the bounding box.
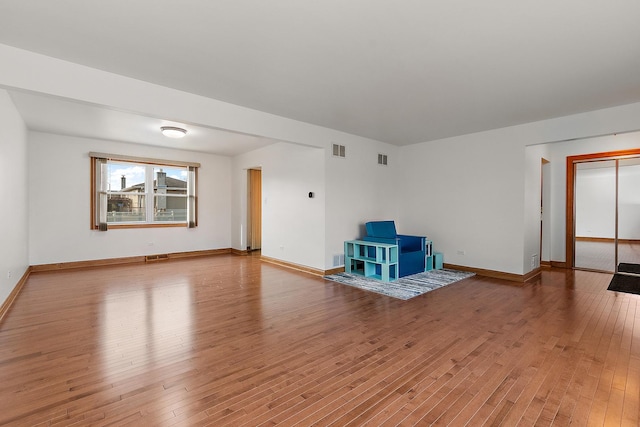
[0,255,639,426]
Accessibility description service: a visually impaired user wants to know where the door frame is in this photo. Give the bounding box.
[565,148,640,269]
[247,168,262,251]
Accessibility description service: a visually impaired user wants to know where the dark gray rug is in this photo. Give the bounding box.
[618,263,640,275]
[324,269,475,300]
[608,273,640,296]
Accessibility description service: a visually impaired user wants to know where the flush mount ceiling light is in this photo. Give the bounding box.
[161,126,187,138]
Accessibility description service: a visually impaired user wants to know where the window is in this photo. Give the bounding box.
[91,153,199,230]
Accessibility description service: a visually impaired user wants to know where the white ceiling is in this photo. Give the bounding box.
[1,0,640,149]
[7,91,278,156]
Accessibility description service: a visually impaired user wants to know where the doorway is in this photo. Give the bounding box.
[247,168,262,251]
[567,149,640,273]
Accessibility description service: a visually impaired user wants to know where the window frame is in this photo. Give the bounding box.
[90,152,199,230]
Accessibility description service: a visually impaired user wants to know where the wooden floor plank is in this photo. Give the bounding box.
[0,256,639,425]
[621,301,640,426]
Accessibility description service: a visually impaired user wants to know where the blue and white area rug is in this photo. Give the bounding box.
[324,269,475,300]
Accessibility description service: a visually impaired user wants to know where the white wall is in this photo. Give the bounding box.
[3,44,389,272]
[524,143,550,271]
[324,140,400,269]
[399,134,525,275]
[543,131,640,262]
[232,142,325,269]
[0,89,28,305]
[541,159,552,262]
[28,132,231,265]
[5,44,640,276]
[232,138,399,271]
[398,104,640,276]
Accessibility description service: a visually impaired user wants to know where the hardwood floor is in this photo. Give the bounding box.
[0,255,638,426]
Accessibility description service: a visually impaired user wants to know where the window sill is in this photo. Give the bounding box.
[96,223,191,229]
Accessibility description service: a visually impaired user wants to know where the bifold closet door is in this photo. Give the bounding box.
[616,158,640,269]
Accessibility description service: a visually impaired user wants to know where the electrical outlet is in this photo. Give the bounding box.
[7,270,11,279]
[456,250,465,256]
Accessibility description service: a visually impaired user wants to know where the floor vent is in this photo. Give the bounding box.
[146,254,169,262]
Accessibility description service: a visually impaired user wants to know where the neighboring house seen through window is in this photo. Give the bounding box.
[91,153,199,230]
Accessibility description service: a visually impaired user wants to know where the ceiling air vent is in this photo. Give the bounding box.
[378,153,388,166]
[332,143,346,158]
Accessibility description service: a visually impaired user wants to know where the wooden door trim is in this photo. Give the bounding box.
[566,148,640,269]
[248,169,262,251]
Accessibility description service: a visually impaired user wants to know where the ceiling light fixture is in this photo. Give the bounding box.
[161,126,187,138]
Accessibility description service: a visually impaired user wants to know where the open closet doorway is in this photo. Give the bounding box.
[567,149,640,273]
[247,168,262,252]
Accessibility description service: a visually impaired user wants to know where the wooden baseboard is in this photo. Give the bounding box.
[260,257,346,276]
[324,266,346,276]
[444,263,532,286]
[265,258,549,284]
[31,248,232,272]
[544,260,584,270]
[28,249,573,286]
[523,267,542,283]
[540,260,569,269]
[550,261,568,269]
[266,259,549,285]
[260,256,328,277]
[443,261,578,284]
[0,267,31,325]
[167,248,231,259]
[31,256,145,272]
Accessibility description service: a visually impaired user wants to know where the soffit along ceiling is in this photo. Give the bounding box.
[1,0,640,146]
[7,91,278,156]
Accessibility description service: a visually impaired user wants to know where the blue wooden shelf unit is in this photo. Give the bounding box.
[344,240,398,282]
[424,239,443,271]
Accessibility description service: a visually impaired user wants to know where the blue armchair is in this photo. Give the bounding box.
[362,221,426,277]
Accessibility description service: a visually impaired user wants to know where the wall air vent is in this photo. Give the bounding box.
[332,144,346,158]
[378,153,388,166]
